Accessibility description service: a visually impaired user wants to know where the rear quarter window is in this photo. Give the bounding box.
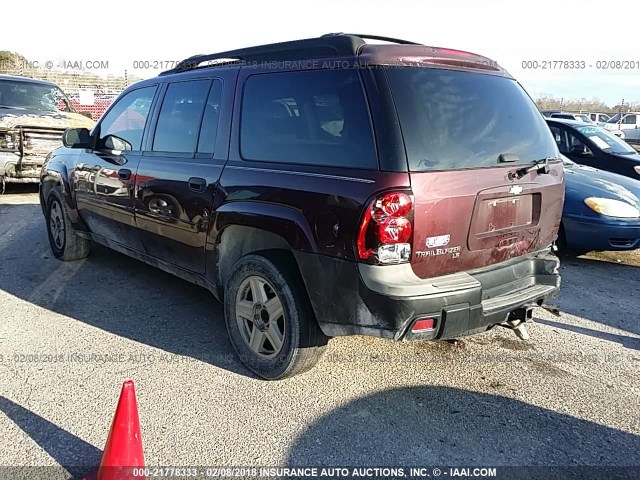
[386,68,558,171]
[240,69,377,169]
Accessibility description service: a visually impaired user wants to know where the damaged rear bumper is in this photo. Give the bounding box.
[295,248,560,341]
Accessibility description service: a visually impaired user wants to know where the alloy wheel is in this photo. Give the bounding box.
[49,200,65,250]
[235,275,286,359]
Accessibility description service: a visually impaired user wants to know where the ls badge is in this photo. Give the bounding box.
[426,234,451,248]
[418,234,460,259]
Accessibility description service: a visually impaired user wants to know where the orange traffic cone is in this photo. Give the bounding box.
[84,380,145,480]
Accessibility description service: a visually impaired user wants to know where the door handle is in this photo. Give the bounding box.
[118,168,132,180]
[188,177,206,193]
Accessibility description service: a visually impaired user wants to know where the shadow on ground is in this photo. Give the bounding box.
[1,184,39,195]
[0,202,251,378]
[553,253,639,338]
[0,396,101,478]
[535,318,640,350]
[286,386,640,468]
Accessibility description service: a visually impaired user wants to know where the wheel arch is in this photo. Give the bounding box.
[214,224,301,300]
[40,160,85,229]
[211,201,319,297]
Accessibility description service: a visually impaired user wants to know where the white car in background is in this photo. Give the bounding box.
[589,112,611,126]
[549,112,594,123]
[604,112,640,143]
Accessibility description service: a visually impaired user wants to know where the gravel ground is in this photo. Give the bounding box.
[0,187,639,478]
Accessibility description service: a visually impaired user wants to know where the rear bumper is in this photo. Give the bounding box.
[295,248,560,340]
[564,215,640,251]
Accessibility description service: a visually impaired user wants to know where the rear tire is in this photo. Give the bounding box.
[45,189,91,261]
[224,252,328,380]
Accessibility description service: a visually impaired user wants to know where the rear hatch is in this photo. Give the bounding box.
[386,66,564,279]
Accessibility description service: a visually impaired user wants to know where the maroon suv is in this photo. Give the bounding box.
[40,34,564,379]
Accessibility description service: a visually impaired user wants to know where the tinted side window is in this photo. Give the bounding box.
[568,132,585,149]
[153,80,211,153]
[197,79,223,155]
[99,86,157,150]
[549,126,568,154]
[240,69,377,169]
[623,114,637,124]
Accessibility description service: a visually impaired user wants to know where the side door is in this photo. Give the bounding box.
[218,65,383,263]
[567,126,639,176]
[548,124,570,156]
[73,85,158,251]
[620,114,638,131]
[557,126,601,169]
[133,73,233,274]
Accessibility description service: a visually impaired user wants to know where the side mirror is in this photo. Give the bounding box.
[103,134,132,152]
[62,128,92,149]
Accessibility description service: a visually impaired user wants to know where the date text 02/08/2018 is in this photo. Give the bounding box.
[521,60,640,70]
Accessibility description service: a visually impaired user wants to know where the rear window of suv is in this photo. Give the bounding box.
[240,69,377,169]
[386,68,558,171]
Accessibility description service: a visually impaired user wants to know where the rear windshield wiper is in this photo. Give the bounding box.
[510,157,557,180]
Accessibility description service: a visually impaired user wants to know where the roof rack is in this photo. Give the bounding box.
[321,32,420,45]
[160,33,424,76]
[160,34,368,76]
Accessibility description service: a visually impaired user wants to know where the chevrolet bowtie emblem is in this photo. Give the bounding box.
[509,185,523,195]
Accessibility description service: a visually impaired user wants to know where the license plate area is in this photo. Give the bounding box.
[468,192,541,251]
[479,195,533,234]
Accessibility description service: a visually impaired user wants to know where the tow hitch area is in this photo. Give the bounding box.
[500,306,534,340]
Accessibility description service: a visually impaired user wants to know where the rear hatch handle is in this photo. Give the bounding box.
[509,157,557,180]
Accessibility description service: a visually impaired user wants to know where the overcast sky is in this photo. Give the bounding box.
[5,0,639,104]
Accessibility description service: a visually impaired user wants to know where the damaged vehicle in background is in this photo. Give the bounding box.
[0,74,94,193]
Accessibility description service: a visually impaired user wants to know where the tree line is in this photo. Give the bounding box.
[534,96,639,113]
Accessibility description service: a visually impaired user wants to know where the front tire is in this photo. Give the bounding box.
[45,189,91,261]
[224,252,328,380]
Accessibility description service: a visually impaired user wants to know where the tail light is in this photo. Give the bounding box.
[357,191,413,264]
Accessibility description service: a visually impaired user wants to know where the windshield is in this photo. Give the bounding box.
[607,113,622,123]
[576,125,637,154]
[575,114,592,123]
[386,68,558,171]
[0,80,74,113]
